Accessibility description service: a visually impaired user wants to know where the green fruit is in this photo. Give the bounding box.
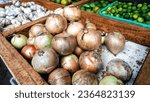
[137,3,142,8]
[93,6,99,12]
[61,0,68,5]
[102,11,108,14]
[56,0,61,4]
[133,14,139,19]
[137,17,144,23]
[80,6,85,11]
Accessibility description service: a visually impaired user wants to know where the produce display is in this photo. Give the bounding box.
[101,1,150,24]
[48,0,80,5]
[0,0,52,32]
[9,5,134,85]
[80,0,111,14]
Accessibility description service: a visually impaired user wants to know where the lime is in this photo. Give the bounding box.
[116,14,121,18]
[93,6,99,12]
[132,6,137,11]
[83,4,90,8]
[107,7,112,11]
[137,3,142,8]
[137,17,144,23]
[80,6,85,11]
[127,2,133,6]
[102,11,108,14]
[123,5,128,8]
[90,3,95,8]
[124,14,130,19]
[118,7,123,12]
[133,14,139,19]
[148,12,150,16]
[111,9,116,14]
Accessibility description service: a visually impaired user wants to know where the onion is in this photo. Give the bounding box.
[52,32,77,55]
[63,5,81,21]
[72,69,98,85]
[97,30,107,45]
[106,58,133,82]
[79,50,102,73]
[74,46,84,57]
[34,33,53,49]
[45,14,67,35]
[21,45,36,60]
[29,23,48,37]
[67,21,84,37]
[61,54,79,74]
[31,48,59,74]
[77,28,101,51]
[11,34,27,49]
[48,68,71,85]
[99,75,124,85]
[105,32,125,55]
[54,8,64,16]
[86,20,97,30]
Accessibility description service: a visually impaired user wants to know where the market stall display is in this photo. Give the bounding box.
[48,0,81,5]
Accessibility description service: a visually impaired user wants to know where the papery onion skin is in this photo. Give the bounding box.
[86,20,97,30]
[48,68,71,85]
[67,22,84,37]
[11,34,27,49]
[52,33,77,55]
[79,50,102,73]
[31,48,59,74]
[72,69,98,85]
[105,32,125,55]
[106,58,132,82]
[74,46,84,57]
[45,14,67,35]
[63,5,81,21]
[21,45,36,60]
[61,54,79,74]
[99,75,124,85]
[34,34,53,49]
[27,37,35,45]
[29,23,48,37]
[77,28,101,51]
[54,8,64,16]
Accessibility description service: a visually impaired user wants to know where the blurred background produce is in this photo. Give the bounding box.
[48,0,80,5]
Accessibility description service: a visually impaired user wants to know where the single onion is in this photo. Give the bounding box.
[29,23,48,37]
[11,34,27,49]
[48,68,71,85]
[77,28,101,50]
[79,50,102,73]
[21,45,36,60]
[31,48,59,74]
[63,5,81,21]
[52,32,77,55]
[99,75,124,85]
[45,14,67,35]
[97,30,107,45]
[34,33,53,49]
[67,21,84,37]
[106,58,133,82]
[72,69,98,85]
[61,54,79,74]
[27,37,35,45]
[74,46,84,57]
[86,20,97,30]
[105,32,125,55]
[54,8,64,16]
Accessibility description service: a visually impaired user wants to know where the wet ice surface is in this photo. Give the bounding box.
[0,0,12,4]
[98,41,149,85]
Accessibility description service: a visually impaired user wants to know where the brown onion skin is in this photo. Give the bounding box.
[45,14,67,35]
[31,48,59,74]
[52,33,77,55]
[21,45,36,60]
[72,69,98,85]
[29,23,48,37]
[79,50,102,73]
[67,22,84,37]
[74,46,84,57]
[105,32,125,55]
[106,59,133,82]
[61,54,79,74]
[63,5,81,21]
[77,28,101,51]
[86,20,97,30]
[48,68,71,85]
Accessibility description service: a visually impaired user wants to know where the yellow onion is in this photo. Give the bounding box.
[45,14,67,35]
[67,21,84,37]
[48,68,71,85]
[61,54,79,74]
[74,46,84,57]
[27,37,35,45]
[79,50,102,73]
[99,75,124,85]
[31,48,59,74]
[105,32,125,55]
[54,8,64,16]
[72,69,98,85]
[106,58,133,82]
[29,23,48,37]
[63,5,81,21]
[86,19,97,30]
[52,32,77,55]
[77,28,101,51]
